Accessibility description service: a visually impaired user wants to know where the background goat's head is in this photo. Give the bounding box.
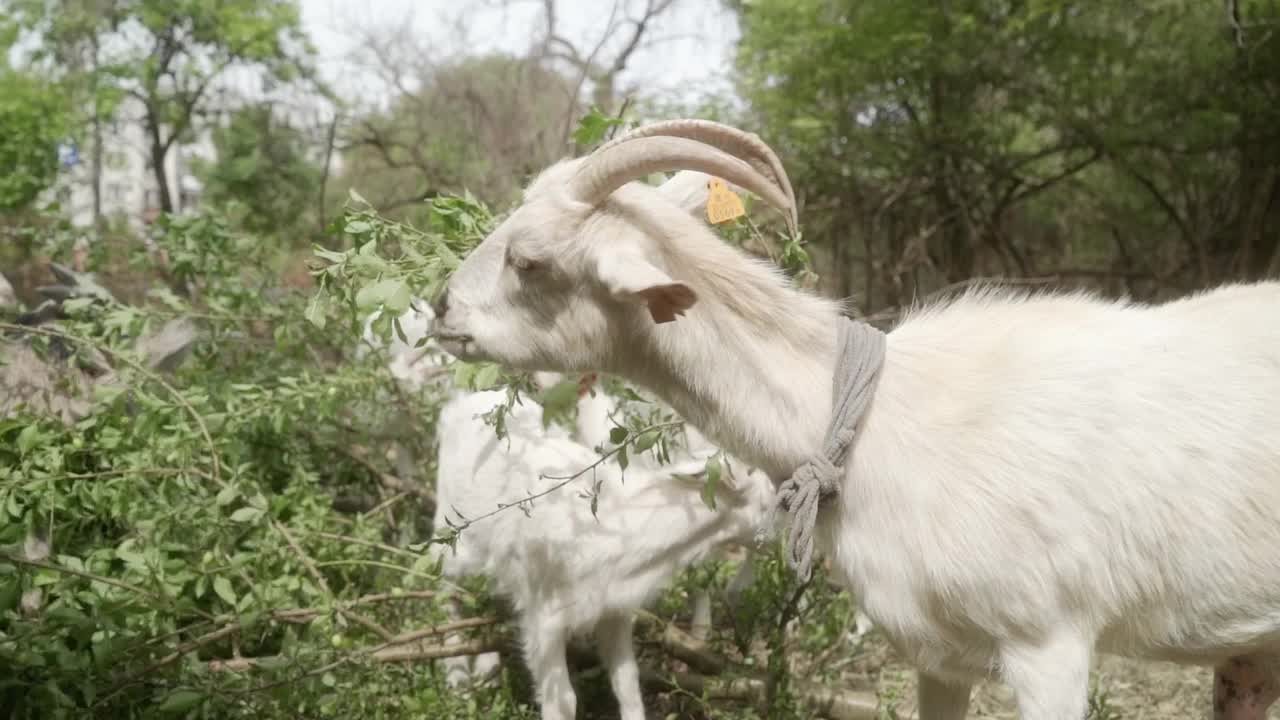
[0,263,200,424]
[432,120,797,371]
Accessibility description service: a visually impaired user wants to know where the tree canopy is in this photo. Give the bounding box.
[730,0,1280,306]
[194,103,322,237]
[4,0,317,213]
[0,71,70,212]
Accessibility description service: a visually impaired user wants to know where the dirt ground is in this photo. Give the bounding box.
[847,632,1254,719]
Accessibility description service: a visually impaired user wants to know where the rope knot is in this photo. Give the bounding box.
[767,319,887,583]
[778,456,841,512]
[770,454,843,581]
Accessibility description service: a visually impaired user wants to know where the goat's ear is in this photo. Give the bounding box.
[655,171,713,217]
[594,250,697,324]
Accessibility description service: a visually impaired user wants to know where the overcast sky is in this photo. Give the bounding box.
[297,0,741,109]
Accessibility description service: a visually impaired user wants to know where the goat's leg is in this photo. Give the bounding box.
[595,612,646,720]
[917,673,972,720]
[851,608,874,641]
[999,631,1092,720]
[439,593,476,688]
[724,549,756,613]
[1213,653,1280,720]
[521,616,575,720]
[689,588,713,642]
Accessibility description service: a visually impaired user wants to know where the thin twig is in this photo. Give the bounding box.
[640,667,877,720]
[99,589,453,702]
[272,521,394,642]
[211,635,507,672]
[766,575,813,711]
[236,619,512,694]
[311,559,441,583]
[438,420,684,537]
[327,436,435,505]
[16,467,213,485]
[295,529,421,559]
[1,553,215,621]
[360,490,409,519]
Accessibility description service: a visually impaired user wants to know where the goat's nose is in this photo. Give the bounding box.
[431,287,449,320]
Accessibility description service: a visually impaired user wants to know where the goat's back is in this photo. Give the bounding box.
[843,282,1280,668]
[434,389,769,629]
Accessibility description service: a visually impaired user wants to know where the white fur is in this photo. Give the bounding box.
[359,301,450,389]
[434,144,1280,719]
[431,385,774,720]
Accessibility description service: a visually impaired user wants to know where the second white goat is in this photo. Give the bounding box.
[431,379,773,720]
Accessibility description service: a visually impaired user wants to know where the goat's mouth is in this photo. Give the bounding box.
[434,332,479,359]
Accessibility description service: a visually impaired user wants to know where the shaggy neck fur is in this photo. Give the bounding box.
[598,191,846,480]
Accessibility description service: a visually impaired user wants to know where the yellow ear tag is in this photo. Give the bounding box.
[706,178,746,225]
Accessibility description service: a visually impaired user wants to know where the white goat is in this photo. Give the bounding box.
[429,371,765,691]
[431,380,774,720]
[430,118,1280,720]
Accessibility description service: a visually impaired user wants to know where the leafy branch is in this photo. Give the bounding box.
[427,419,687,551]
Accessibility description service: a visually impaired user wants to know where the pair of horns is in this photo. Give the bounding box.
[567,119,799,236]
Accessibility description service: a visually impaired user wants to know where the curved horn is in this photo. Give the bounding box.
[593,119,796,215]
[569,136,798,236]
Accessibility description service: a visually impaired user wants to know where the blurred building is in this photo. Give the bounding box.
[49,94,215,233]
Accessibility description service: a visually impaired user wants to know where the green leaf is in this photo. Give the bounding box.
[229,507,263,523]
[700,453,722,511]
[572,106,625,147]
[16,424,39,456]
[384,280,411,314]
[789,116,824,131]
[304,292,327,329]
[634,430,659,452]
[472,364,501,391]
[115,544,146,569]
[345,219,372,234]
[157,689,205,714]
[62,297,95,315]
[313,247,348,264]
[215,485,239,507]
[212,577,236,606]
[539,380,580,428]
[608,426,629,445]
[355,278,409,312]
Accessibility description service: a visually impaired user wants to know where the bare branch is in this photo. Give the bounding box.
[1226,0,1245,47]
[272,521,394,642]
[639,668,878,720]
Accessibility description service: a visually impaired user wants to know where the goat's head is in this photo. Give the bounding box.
[432,119,797,372]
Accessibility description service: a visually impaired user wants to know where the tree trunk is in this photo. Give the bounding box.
[91,109,103,229]
[90,34,103,233]
[146,109,173,214]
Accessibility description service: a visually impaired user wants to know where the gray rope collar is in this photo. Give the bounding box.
[767,318,886,581]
